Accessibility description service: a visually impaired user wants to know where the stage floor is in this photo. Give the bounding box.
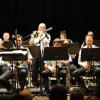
[0,85,96,96]
[0,95,99,100]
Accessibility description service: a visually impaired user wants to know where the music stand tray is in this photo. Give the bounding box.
[43,47,68,60]
[81,48,100,61]
[0,48,28,61]
[23,45,41,57]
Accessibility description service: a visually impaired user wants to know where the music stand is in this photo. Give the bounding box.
[43,47,68,84]
[43,47,68,60]
[22,45,41,57]
[81,48,100,61]
[68,42,80,55]
[22,45,43,94]
[0,48,28,92]
[81,48,100,94]
[61,42,80,55]
[1,49,28,61]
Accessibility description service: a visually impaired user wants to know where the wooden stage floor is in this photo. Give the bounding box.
[0,85,99,100]
[0,95,99,100]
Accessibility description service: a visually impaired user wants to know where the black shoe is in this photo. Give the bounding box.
[32,82,39,87]
[19,80,28,90]
[0,79,12,91]
[43,89,49,95]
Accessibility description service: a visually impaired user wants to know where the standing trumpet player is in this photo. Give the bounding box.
[29,23,51,87]
[29,23,51,52]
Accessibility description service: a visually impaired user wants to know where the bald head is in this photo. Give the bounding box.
[38,23,46,32]
[85,35,93,47]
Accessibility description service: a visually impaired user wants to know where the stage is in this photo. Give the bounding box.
[0,86,98,100]
[0,95,99,100]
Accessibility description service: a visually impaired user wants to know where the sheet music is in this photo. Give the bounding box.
[0,50,27,55]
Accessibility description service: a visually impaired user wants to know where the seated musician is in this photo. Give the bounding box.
[2,32,14,49]
[59,30,73,44]
[14,35,33,90]
[73,35,100,95]
[81,31,94,48]
[0,38,12,91]
[41,38,77,93]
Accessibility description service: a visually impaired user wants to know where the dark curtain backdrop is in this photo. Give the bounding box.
[0,0,100,44]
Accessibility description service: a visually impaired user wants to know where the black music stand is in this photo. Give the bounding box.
[1,49,28,61]
[0,48,28,93]
[68,42,80,55]
[62,42,80,57]
[22,45,41,57]
[22,45,43,94]
[81,48,100,61]
[43,47,68,83]
[81,48,100,94]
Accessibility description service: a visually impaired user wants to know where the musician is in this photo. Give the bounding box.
[0,38,12,91]
[29,23,51,87]
[73,35,100,94]
[41,38,77,93]
[59,30,73,44]
[81,31,94,48]
[14,35,33,90]
[29,23,51,52]
[2,32,14,49]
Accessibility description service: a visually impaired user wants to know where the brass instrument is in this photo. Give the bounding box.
[32,31,39,38]
[32,27,53,38]
[44,64,57,77]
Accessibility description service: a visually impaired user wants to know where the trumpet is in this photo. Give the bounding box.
[32,31,39,38]
[32,27,53,37]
